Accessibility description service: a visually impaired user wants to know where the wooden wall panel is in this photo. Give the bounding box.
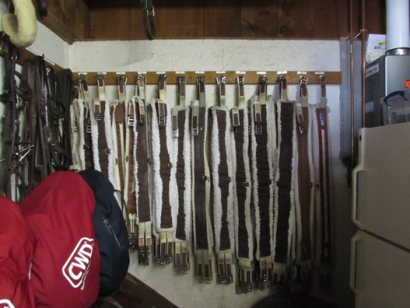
[89,0,132,40]
[313,0,339,39]
[159,0,204,38]
[335,0,349,39]
[204,0,241,37]
[241,0,279,37]
[40,0,386,42]
[365,0,386,35]
[38,0,90,43]
[277,0,315,38]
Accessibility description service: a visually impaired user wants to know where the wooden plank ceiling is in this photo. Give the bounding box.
[39,0,386,43]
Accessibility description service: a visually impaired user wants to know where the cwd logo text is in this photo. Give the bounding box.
[62,237,94,290]
[0,299,15,308]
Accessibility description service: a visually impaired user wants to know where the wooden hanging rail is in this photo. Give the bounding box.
[72,71,342,85]
[0,41,65,73]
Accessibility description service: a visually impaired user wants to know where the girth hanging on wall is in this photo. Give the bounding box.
[78,74,94,170]
[90,74,112,179]
[273,76,297,290]
[173,76,192,274]
[313,76,332,294]
[110,76,127,196]
[133,75,152,265]
[211,76,235,285]
[232,76,254,294]
[251,75,276,289]
[191,76,213,283]
[294,77,315,282]
[150,74,177,266]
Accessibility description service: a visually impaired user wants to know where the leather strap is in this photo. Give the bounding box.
[320,76,327,108]
[314,86,332,293]
[37,0,48,16]
[49,68,74,171]
[114,102,126,191]
[0,40,32,201]
[296,79,314,281]
[140,0,156,40]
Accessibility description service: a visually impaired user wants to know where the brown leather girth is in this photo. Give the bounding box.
[275,103,294,264]
[315,108,331,265]
[127,103,136,218]
[297,107,312,262]
[193,107,208,250]
[157,102,173,229]
[234,109,250,259]
[215,109,231,251]
[175,109,187,241]
[136,102,150,223]
[114,103,126,191]
[97,100,109,177]
[255,105,270,257]
[84,105,94,169]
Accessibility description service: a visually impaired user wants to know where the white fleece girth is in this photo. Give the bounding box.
[211,106,235,254]
[250,98,260,260]
[110,100,121,192]
[2,0,37,48]
[273,100,298,265]
[174,107,192,243]
[203,107,214,255]
[240,107,254,261]
[234,106,253,261]
[150,99,177,235]
[266,97,277,262]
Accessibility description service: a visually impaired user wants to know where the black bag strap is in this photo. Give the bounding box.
[140,0,156,40]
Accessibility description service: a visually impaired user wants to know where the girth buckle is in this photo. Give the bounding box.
[157,100,166,127]
[172,106,179,138]
[231,107,240,127]
[192,105,199,136]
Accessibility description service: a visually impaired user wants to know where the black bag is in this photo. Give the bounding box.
[79,170,130,296]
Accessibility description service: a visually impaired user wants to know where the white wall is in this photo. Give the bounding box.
[68,39,353,308]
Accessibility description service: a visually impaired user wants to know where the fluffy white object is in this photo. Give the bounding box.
[2,0,37,48]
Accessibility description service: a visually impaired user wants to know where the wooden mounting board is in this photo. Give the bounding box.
[73,71,341,85]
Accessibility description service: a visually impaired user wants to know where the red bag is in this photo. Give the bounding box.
[0,196,36,308]
[20,171,100,308]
